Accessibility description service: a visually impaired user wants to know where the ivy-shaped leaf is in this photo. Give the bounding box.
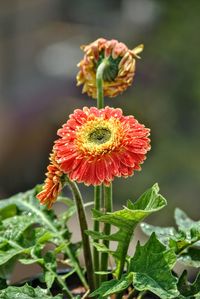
[177,270,200,298]
[87,184,167,277]
[175,208,200,247]
[91,233,179,298]
[0,204,17,221]
[175,209,200,235]
[178,247,200,268]
[90,275,131,298]
[43,252,57,290]
[129,233,178,298]
[141,209,200,268]
[0,215,36,242]
[0,284,62,299]
[140,222,176,245]
[0,186,87,288]
[0,214,37,279]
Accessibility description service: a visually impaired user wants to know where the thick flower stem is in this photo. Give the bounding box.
[96,59,108,109]
[100,184,113,283]
[95,59,111,286]
[67,178,95,292]
[93,185,101,287]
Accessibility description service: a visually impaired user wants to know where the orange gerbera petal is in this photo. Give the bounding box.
[77,38,143,98]
[54,106,150,186]
[37,151,63,208]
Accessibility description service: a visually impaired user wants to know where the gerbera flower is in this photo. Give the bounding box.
[77,38,143,98]
[37,151,64,208]
[54,106,150,186]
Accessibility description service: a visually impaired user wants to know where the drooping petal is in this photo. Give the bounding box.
[36,151,63,208]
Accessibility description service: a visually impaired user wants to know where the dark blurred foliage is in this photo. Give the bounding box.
[0,0,200,225]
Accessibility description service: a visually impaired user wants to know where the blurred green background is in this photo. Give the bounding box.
[0,0,200,226]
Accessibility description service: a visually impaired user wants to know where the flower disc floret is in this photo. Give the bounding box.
[75,118,124,156]
[54,106,150,186]
[77,38,143,98]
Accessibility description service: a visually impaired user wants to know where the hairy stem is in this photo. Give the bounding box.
[93,185,101,287]
[56,274,73,298]
[67,178,95,292]
[94,59,110,286]
[96,59,108,109]
[100,184,113,283]
[32,250,73,298]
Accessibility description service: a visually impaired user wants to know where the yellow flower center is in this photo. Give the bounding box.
[76,118,123,156]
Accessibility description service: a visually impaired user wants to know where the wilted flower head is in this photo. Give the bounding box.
[37,151,63,208]
[77,38,143,98]
[54,106,150,186]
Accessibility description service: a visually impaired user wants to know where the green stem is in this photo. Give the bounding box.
[56,273,73,298]
[100,184,113,283]
[32,251,73,299]
[94,59,109,287]
[16,194,87,288]
[117,234,132,280]
[93,185,101,288]
[177,238,200,256]
[67,178,95,292]
[96,59,108,109]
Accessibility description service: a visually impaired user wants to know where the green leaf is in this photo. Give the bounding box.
[0,186,57,233]
[19,258,43,265]
[44,271,56,290]
[177,270,200,297]
[0,248,24,267]
[34,229,53,244]
[90,276,131,298]
[142,209,200,258]
[0,214,40,278]
[0,204,17,221]
[0,186,87,288]
[94,271,112,275]
[175,209,200,242]
[57,196,74,207]
[43,252,57,289]
[127,183,166,212]
[87,184,167,277]
[0,215,36,242]
[0,284,62,299]
[178,247,200,267]
[140,222,176,245]
[129,233,178,298]
[92,242,112,253]
[175,208,200,231]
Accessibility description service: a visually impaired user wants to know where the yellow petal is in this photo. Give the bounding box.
[131,44,144,59]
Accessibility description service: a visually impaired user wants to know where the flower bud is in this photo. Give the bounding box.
[77,38,143,98]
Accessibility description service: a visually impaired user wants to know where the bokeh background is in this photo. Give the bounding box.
[1,0,200,231]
